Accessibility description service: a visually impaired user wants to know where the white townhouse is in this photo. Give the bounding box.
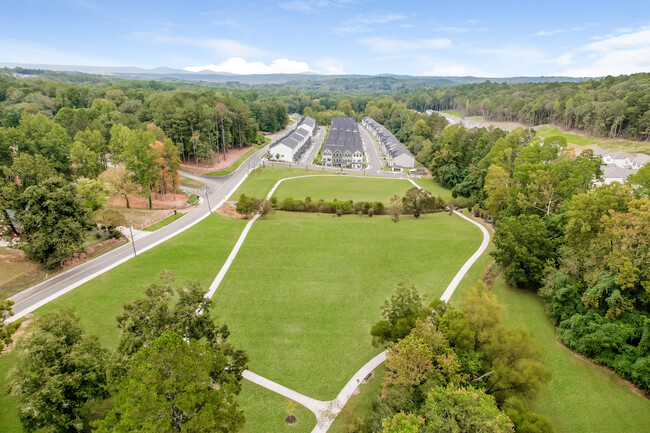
[269,116,316,162]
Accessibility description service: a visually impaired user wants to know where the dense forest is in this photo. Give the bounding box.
[399,73,650,140]
[0,71,288,269]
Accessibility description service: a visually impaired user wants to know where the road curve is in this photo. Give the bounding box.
[6,127,290,323]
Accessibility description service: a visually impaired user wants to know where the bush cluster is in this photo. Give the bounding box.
[277,197,386,215]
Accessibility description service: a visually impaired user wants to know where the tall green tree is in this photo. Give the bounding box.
[115,273,247,384]
[7,175,89,268]
[94,332,245,433]
[420,385,514,433]
[492,214,556,287]
[7,311,111,433]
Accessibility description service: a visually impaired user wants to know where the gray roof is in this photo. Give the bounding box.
[602,164,635,179]
[323,117,363,155]
[270,116,315,150]
[632,153,650,165]
[362,116,414,159]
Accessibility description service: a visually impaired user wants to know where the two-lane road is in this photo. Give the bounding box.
[7,127,289,323]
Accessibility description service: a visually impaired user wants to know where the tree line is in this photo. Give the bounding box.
[399,73,650,140]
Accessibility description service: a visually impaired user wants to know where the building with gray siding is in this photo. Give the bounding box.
[362,117,415,171]
[322,117,364,168]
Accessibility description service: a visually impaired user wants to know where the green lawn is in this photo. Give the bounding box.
[414,178,454,201]
[493,275,650,433]
[0,174,479,430]
[230,166,337,200]
[143,212,184,231]
[33,213,248,349]
[238,382,316,433]
[0,351,21,432]
[536,126,596,146]
[206,148,257,176]
[442,110,463,118]
[536,125,650,154]
[273,176,418,203]
[330,367,385,433]
[211,211,483,400]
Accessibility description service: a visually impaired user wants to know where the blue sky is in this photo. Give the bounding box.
[1,0,649,76]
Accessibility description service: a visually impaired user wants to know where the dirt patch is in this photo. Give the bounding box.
[62,237,126,269]
[181,146,253,174]
[217,201,246,219]
[1,315,32,354]
[109,191,188,210]
[285,415,297,424]
[466,117,532,131]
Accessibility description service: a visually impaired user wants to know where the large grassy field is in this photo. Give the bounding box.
[414,178,454,201]
[536,125,650,154]
[273,175,417,203]
[232,165,452,203]
[492,275,650,433]
[211,211,483,400]
[536,125,596,146]
[230,166,337,199]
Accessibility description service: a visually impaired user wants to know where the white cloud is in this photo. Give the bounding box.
[278,0,352,12]
[360,37,452,54]
[185,57,311,74]
[126,32,266,58]
[534,22,597,36]
[312,57,346,74]
[333,13,406,34]
[436,26,471,33]
[557,26,650,76]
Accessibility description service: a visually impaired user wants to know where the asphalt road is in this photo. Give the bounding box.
[6,126,290,323]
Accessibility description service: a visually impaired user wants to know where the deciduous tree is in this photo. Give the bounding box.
[95,332,245,433]
[7,311,111,433]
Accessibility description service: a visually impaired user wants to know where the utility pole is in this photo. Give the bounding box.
[129,225,137,256]
[204,187,212,213]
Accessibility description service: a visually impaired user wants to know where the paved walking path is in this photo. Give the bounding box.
[202,174,491,432]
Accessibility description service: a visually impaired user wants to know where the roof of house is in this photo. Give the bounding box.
[362,116,414,161]
[611,151,632,159]
[602,164,635,179]
[632,153,650,165]
[270,116,315,151]
[323,117,363,155]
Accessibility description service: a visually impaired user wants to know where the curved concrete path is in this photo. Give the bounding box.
[203,175,491,432]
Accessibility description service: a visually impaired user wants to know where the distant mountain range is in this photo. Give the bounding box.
[0,62,595,86]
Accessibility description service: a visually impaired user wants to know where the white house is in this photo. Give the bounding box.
[591,148,649,185]
[269,116,316,162]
